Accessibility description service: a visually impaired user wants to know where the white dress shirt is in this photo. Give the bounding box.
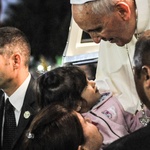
[4,73,31,126]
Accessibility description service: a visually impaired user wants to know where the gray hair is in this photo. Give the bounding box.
[88,0,131,15]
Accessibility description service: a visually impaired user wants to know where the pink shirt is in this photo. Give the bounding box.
[82,92,150,146]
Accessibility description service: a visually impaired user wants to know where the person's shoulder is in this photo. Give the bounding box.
[103,124,150,150]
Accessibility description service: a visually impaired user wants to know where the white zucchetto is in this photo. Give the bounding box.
[70,0,95,4]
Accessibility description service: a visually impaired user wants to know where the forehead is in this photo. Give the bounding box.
[72,4,105,31]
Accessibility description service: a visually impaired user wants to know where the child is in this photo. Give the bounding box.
[35,65,150,146]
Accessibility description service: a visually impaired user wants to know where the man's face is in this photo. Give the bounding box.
[72,4,136,46]
[0,54,15,91]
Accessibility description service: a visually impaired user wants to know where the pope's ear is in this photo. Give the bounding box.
[115,2,131,20]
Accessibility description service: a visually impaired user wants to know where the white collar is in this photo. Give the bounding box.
[135,0,150,34]
[5,73,31,112]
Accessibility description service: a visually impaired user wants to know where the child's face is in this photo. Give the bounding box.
[81,79,101,111]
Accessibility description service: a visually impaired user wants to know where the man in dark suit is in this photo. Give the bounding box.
[0,26,37,150]
[104,30,150,150]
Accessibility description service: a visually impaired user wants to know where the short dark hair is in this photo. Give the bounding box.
[0,26,31,66]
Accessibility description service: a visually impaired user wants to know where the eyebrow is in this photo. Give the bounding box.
[86,26,102,33]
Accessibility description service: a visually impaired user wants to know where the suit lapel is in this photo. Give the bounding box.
[0,92,4,147]
[12,77,37,148]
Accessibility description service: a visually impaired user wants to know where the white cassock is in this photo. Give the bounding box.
[96,0,150,114]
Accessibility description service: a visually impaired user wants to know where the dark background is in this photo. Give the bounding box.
[1,0,71,71]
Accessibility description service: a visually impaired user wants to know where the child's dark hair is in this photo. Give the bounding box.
[36,66,87,110]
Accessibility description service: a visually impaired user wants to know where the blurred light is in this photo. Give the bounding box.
[1,0,19,21]
[47,65,51,71]
[37,65,44,72]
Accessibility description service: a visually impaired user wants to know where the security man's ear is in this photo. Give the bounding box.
[11,53,21,70]
[142,66,150,80]
[78,145,85,150]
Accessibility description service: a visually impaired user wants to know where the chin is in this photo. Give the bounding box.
[115,42,126,47]
[115,40,126,46]
[115,37,132,46]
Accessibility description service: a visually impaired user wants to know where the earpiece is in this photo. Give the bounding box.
[146,75,150,80]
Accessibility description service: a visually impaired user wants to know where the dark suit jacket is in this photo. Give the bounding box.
[103,123,150,150]
[0,76,38,150]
